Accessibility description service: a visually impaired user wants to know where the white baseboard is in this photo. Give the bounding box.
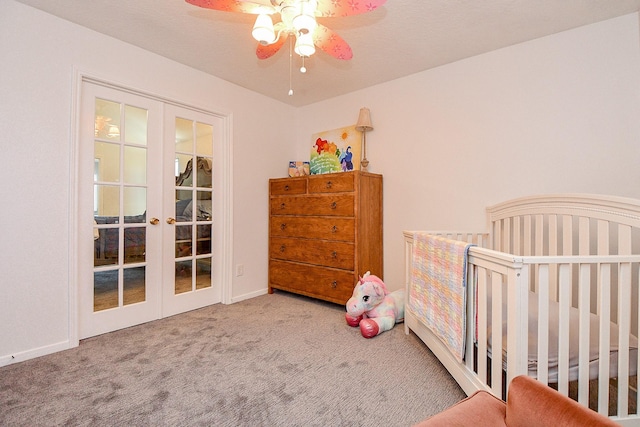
[230,288,268,304]
[0,340,76,367]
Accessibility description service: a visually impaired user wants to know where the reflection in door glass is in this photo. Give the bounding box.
[175,260,192,294]
[197,225,211,255]
[94,227,119,267]
[95,99,121,141]
[123,267,146,305]
[196,259,211,290]
[92,98,149,316]
[124,105,148,146]
[175,225,192,257]
[94,270,118,311]
[94,185,120,217]
[173,118,213,296]
[175,117,193,153]
[124,145,147,185]
[196,122,213,156]
[94,142,120,182]
[124,227,146,264]
[123,187,146,218]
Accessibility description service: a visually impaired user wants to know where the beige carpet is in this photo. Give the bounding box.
[0,291,465,426]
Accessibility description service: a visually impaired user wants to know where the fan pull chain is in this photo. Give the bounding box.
[288,36,294,96]
[300,55,307,73]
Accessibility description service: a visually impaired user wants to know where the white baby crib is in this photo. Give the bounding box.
[404,194,640,425]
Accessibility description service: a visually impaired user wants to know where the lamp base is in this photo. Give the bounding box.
[361,158,369,172]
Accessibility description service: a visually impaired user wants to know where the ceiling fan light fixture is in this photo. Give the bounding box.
[292,0,317,35]
[252,13,276,45]
[294,32,315,57]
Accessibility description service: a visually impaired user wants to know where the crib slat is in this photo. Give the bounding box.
[535,214,544,256]
[557,264,572,395]
[578,263,591,405]
[506,266,530,389]
[596,220,609,317]
[617,225,632,418]
[465,262,475,371]
[477,267,488,385]
[493,221,502,251]
[579,217,590,256]
[504,217,512,253]
[597,262,611,415]
[549,215,559,300]
[491,272,503,397]
[617,262,632,417]
[537,265,550,384]
[562,215,573,255]
[562,215,574,306]
[619,224,632,256]
[524,215,532,256]
[513,216,520,255]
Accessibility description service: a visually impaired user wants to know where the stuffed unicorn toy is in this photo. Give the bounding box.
[345,271,405,338]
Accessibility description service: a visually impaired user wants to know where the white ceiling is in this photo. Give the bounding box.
[14,0,640,107]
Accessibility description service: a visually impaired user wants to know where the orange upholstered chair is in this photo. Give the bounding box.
[414,375,619,427]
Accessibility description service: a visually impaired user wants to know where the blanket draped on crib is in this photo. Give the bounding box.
[410,233,474,363]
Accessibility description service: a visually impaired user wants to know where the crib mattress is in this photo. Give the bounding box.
[487,292,639,383]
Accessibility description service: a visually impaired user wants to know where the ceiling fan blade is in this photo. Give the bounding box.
[313,24,352,60]
[256,32,289,59]
[315,0,386,17]
[185,0,274,14]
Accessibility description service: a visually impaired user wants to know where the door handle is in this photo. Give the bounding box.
[166,217,176,224]
[150,217,160,225]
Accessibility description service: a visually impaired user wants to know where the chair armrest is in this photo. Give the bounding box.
[505,376,619,427]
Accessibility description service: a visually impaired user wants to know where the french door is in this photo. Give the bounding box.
[78,81,225,338]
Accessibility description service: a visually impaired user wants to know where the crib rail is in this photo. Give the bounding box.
[404,231,640,424]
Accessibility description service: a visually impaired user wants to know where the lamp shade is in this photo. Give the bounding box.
[293,0,318,35]
[294,33,315,57]
[355,107,373,131]
[252,14,276,45]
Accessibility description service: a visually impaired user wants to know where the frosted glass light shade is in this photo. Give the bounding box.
[293,0,317,34]
[294,33,315,57]
[293,13,316,35]
[252,14,276,45]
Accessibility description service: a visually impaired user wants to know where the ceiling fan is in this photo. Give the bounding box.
[185,0,387,61]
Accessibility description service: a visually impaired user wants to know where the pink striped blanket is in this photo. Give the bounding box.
[409,233,474,363]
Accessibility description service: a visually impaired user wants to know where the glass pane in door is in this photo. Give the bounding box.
[93,98,149,311]
[173,119,213,294]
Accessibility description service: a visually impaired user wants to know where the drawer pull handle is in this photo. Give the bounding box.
[330,281,337,289]
[331,225,338,233]
[280,203,286,209]
[331,202,337,209]
[331,251,337,258]
[280,245,286,252]
[284,185,290,191]
[280,223,287,230]
[326,181,332,189]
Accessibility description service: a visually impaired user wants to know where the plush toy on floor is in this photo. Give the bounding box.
[345,271,405,338]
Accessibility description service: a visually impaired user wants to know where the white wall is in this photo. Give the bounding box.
[3,0,640,365]
[295,13,640,292]
[0,0,294,364]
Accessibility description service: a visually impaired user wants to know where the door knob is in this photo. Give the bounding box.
[166,217,176,224]
[149,217,160,225]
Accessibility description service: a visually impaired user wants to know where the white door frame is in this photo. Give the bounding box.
[69,70,233,345]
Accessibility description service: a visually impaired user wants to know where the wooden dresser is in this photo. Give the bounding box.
[268,171,383,304]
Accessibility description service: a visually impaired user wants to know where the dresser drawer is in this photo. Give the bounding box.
[270,194,354,216]
[270,237,355,270]
[269,178,307,195]
[269,216,355,241]
[308,173,354,193]
[269,260,355,304]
